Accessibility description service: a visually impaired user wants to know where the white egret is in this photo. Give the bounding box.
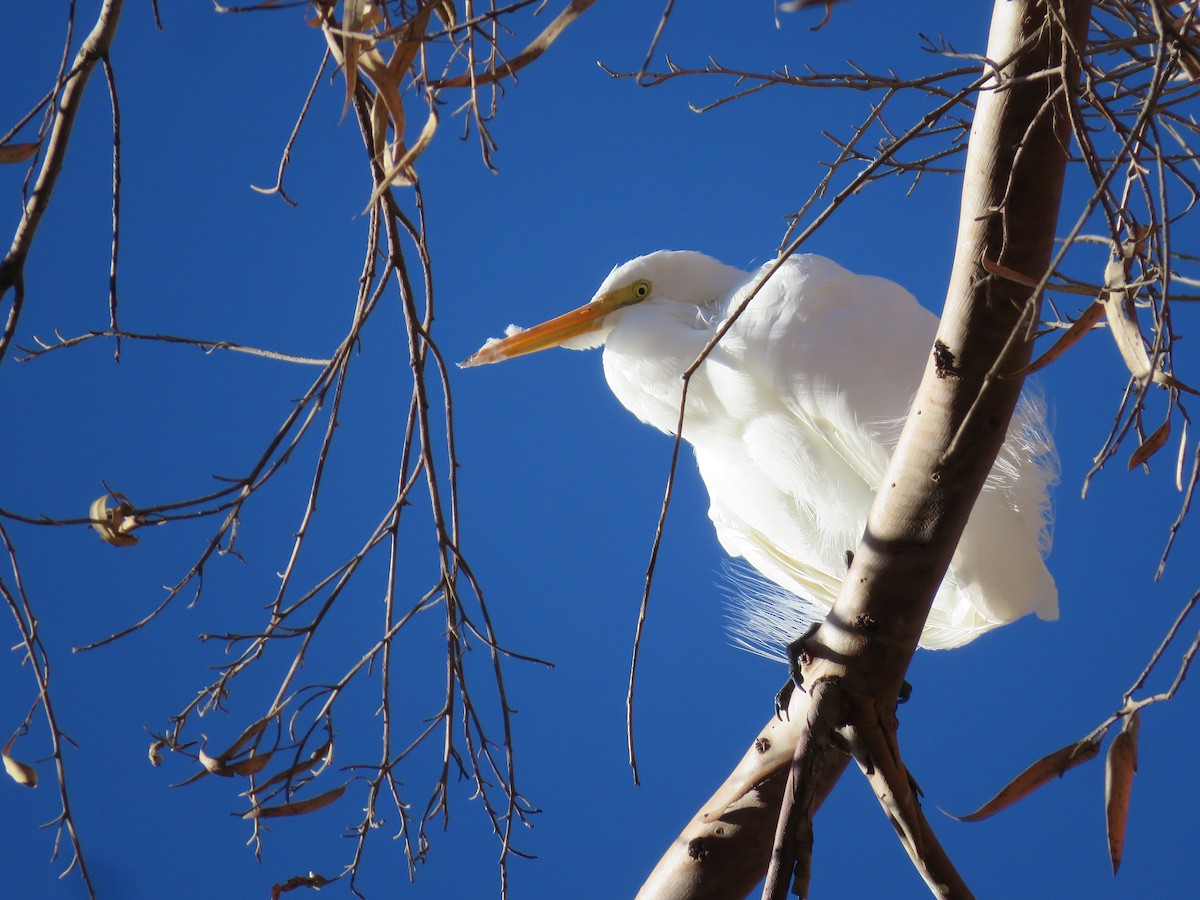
[462,251,1057,653]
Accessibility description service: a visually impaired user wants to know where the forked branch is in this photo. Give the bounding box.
[639,1,1091,896]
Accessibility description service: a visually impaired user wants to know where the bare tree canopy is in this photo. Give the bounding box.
[2,1,1200,898]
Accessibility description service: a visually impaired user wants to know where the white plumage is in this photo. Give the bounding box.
[463,251,1057,653]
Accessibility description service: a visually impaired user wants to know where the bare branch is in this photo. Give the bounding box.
[0,0,124,366]
[0,525,95,897]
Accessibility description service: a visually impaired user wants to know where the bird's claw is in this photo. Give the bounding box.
[775,622,822,719]
[773,679,795,719]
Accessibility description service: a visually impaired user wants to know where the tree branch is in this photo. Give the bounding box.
[639,2,1092,896]
[0,0,124,365]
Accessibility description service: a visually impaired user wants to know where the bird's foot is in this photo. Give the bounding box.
[774,622,822,719]
[773,679,795,719]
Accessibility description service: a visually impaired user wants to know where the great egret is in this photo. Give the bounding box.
[462,251,1057,653]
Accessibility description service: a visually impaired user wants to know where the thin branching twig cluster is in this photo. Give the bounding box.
[0,2,594,897]
[3,1,1200,897]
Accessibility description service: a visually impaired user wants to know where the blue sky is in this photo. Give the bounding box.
[3,3,1199,898]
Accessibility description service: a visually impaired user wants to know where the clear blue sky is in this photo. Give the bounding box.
[3,3,1199,898]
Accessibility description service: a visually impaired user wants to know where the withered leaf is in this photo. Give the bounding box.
[227,752,271,777]
[222,717,271,759]
[3,735,37,788]
[2,753,37,788]
[89,493,142,547]
[242,783,347,819]
[1128,418,1171,471]
[1016,300,1105,377]
[1102,258,1155,384]
[0,142,39,165]
[1177,418,1188,492]
[255,741,333,792]
[199,747,234,777]
[340,0,367,119]
[951,736,1101,822]
[1106,711,1140,875]
[1101,258,1197,394]
[437,0,599,88]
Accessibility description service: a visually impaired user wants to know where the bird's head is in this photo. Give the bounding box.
[459,250,736,368]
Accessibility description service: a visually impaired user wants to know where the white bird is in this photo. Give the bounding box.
[462,251,1057,653]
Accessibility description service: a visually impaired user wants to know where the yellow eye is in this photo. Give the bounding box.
[632,279,651,299]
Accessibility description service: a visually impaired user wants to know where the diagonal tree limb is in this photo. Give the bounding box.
[0,0,125,366]
[761,680,850,900]
[636,683,849,900]
[847,688,972,897]
[639,1,1092,897]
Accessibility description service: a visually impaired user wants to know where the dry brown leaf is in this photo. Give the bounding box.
[171,768,210,788]
[1016,300,1105,376]
[340,0,368,119]
[1102,258,1155,382]
[148,739,165,767]
[1176,418,1188,491]
[255,741,333,792]
[89,493,142,547]
[1152,371,1197,394]
[227,752,272,777]
[271,872,334,898]
[197,719,274,778]
[242,783,347,819]
[437,0,598,88]
[366,103,438,204]
[2,735,37,788]
[222,717,270,759]
[321,5,441,194]
[199,747,234,777]
[951,736,1101,822]
[2,754,37,787]
[433,1,456,28]
[978,255,1103,377]
[343,22,426,182]
[1101,257,1198,394]
[369,89,398,177]
[388,6,433,72]
[1129,418,1172,471]
[0,143,39,165]
[365,47,407,151]
[1106,711,1140,875]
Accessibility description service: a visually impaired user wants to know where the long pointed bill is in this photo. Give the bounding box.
[459,279,649,367]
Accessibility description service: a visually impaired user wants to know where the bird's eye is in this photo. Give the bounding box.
[632,280,651,299]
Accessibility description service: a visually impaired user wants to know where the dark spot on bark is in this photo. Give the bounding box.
[854,614,878,633]
[755,737,771,753]
[933,339,962,378]
[687,838,710,861]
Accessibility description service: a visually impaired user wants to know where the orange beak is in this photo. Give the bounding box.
[459,278,651,367]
